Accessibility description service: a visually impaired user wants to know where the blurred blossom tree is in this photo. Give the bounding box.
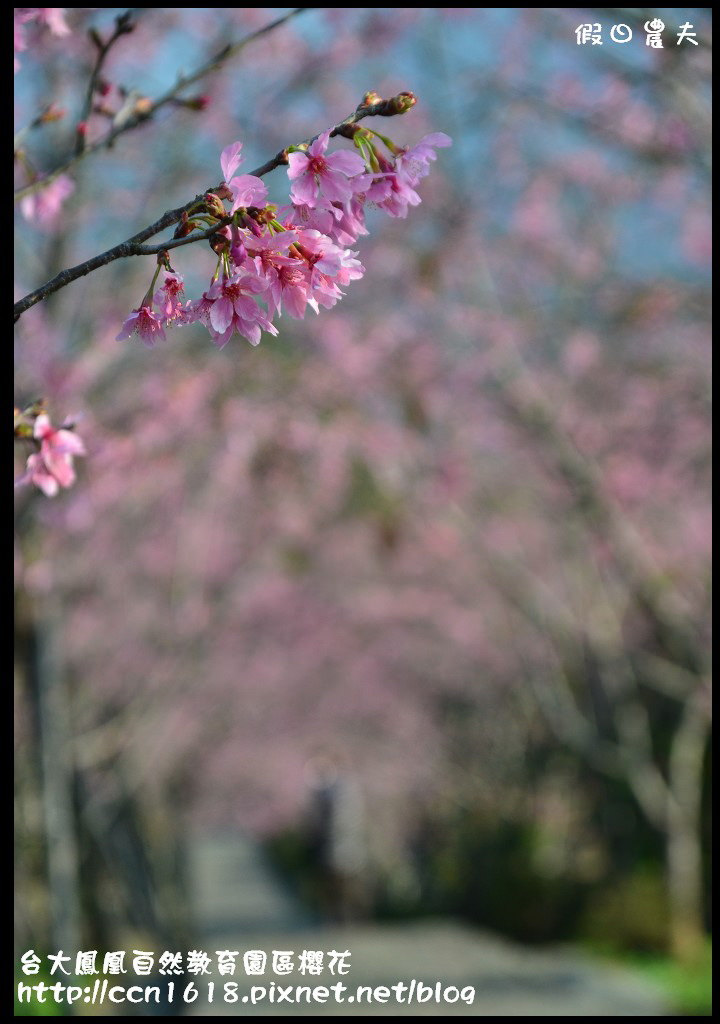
[15,8,710,967]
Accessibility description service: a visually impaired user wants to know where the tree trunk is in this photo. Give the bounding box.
[34,602,82,955]
[665,697,709,962]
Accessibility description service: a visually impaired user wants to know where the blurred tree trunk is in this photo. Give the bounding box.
[33,599,82,955]
[494,366,710,963]
[665,697,709,962]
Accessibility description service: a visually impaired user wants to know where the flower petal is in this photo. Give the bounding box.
[287,152,310,180]
[327,150,366,176]
[229,175,269,213]
[210,296,234,333]
[220,141,244,182]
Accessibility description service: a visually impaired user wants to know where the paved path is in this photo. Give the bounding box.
[184,832,670,1017]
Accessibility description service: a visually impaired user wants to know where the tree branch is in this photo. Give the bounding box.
[13,93,417,322]
[75,11,136,156]
[489,366,707,676]
[14,8,311,203]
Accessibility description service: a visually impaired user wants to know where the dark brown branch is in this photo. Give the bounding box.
[13,93,417,322]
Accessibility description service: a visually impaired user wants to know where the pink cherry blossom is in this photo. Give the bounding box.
[189,273,279,347]
[220,141,244,181]
[14,15,27,72]
[14,8,69,71]
[242,233,319,320]
[328,196,370,246]
[219,139,268,213]
[287,131,366,207]
[394,132,452,184]
[292,229,365,310]
[107,127,449,349]
[20,174,74,226]
[227,175,268,213]
[243,229,299,270]
[153,271,186,320]
[35,412,85,475]
[15,412,86,497]
[269,262,318,319]
[295,228,364,280]
[35,9,71,36]
[355,134,451,220]
[116,305,167,346]
[369,169,422,219]
[279,199,338,238]
[180,292,215,329]
[308,257,363,311]
[16,453,62,496]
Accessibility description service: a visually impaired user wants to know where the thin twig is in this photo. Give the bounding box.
[14,8,310,202]
[75,11,135,155]
[14,93,416,322]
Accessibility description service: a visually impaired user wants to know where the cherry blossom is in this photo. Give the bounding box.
[15,412,85,497]
[287,131,366,207]
[14,7,70,72]
[34,9,70,36]
[153,271,186,321]
[187,274,278,348]
[114,129,450,350]
[219,140,268,213]
[394,132,453,184]
[19,173,74,226]
[116,305,167,346]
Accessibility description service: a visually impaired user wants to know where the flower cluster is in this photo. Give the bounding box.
[14,406,86,497]
[117,122,452,349]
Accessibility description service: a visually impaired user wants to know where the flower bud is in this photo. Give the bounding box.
[250,205,277,226]
[173,212,194,239]
[389,91,417,115]
[204,192,226,218]
[209,231,230,254]
[239,213,263,237]
[39,104,66,124]
[184,95,210,111]
[133,96,153,117]
[115,11,135,35]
